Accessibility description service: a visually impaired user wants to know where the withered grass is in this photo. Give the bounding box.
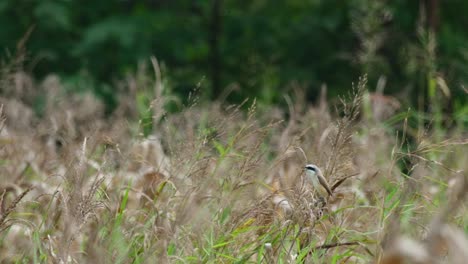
[0,69,467,263]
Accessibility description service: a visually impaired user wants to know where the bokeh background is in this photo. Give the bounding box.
[1,0,467,117]
[0,2,467,263]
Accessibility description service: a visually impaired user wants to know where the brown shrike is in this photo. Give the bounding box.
[304,164,333,197]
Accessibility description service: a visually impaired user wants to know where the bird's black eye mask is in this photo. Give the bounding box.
[305,166,316,172]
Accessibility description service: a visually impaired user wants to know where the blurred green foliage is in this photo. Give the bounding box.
[0,0,467,115]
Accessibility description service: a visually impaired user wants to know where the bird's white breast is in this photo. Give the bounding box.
[306,171,320,190]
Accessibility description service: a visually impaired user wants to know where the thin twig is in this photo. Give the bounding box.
[294,147,308,163]
[0,187,33,228]
[313,241,360,250]
[331,172,360,191]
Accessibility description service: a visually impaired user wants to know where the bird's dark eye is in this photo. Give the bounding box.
[305,166,316,172]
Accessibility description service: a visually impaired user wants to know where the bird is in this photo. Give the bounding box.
[304,164,333,197]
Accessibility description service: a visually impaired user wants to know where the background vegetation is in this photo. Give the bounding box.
[1,0,468,111]
[0,1,467,263]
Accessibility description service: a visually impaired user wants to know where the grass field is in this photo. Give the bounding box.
[0,73,467,263]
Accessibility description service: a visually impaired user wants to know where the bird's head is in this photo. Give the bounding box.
[304,164,322,177]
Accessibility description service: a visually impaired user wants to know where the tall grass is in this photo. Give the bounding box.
[0,66,466,263]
